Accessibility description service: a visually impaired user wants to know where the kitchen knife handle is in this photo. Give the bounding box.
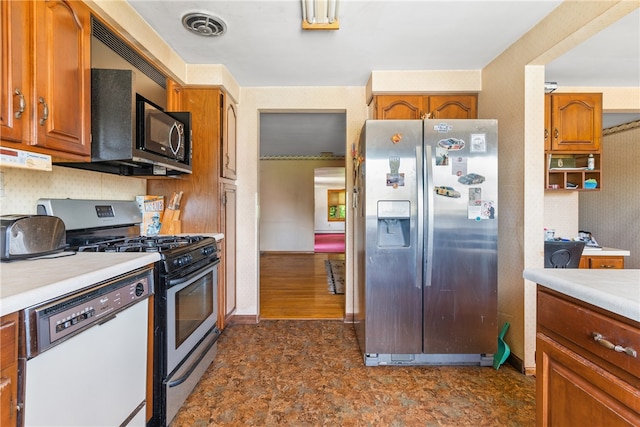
[592,332,637,357]
[38,97,48,126]
[14,89,25,119]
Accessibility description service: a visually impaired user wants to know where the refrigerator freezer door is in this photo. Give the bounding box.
[358,120,423,355]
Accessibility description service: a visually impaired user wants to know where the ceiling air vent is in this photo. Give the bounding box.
[182,13,227,37]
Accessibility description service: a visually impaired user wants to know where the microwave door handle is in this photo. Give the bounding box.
[169,122,183,156]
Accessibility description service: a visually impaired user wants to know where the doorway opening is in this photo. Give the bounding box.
[258,111,346,319]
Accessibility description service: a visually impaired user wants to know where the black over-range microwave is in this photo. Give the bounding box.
[55,69,192,176]
[136,95,190,166]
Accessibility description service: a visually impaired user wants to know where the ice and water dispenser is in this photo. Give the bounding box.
[377,200,411,247]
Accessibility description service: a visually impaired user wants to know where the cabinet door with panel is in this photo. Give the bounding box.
[32,0,91,157]
[1,0,30,144]
[427,95,477,119]
[547,93,602,152]
[221,94,237,180]
[0,312,19,427]
[374,95,425,120]
[218,183,237,329]
[1,0,91,158]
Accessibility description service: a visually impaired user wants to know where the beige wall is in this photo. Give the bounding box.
[260,159,344,251]
[580,125,640,269]
[481,1,638,372]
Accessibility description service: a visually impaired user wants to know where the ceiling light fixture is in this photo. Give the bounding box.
[182,12,227,37]
[301,0,339,30]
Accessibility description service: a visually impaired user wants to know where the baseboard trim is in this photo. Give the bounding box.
[507,352,535,376]
[229,314,259,325]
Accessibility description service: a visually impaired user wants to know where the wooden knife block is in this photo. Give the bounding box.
[160,209,181,235]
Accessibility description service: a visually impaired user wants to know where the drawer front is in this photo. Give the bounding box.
[0,313,18,369]
[588,256,624,269]
[538,290,640,379]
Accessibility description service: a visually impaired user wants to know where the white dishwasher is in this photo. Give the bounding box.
[22,267,153,427]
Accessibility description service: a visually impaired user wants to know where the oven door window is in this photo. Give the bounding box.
[166,264,218,373]
[175,278,214,347]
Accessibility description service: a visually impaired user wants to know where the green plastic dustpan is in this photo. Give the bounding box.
[493,322,511,370]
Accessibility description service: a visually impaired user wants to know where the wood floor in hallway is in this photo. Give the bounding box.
[260,252,345,320]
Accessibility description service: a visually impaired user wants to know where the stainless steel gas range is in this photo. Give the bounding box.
[37,199,221,426]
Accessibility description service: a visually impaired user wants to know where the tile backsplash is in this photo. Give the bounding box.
[0,166,146,214]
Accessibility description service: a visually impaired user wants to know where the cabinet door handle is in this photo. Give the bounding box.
[38,97,49,125]
[592,332,637,357]
[544,128,548,140]
[554,128,558,139]
[598,264,616,268]
[14,89,25,119]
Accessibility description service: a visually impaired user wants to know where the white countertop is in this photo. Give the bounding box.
[0,252,160,315]
[523,268,640,322]
[582,246,630,256]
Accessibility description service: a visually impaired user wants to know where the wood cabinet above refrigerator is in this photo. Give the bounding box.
[373,94,477,120]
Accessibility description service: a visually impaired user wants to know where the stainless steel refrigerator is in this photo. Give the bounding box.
[354,119,498,366]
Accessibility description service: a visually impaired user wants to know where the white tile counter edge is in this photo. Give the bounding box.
[0,252,160,315]
[523,268,640,323]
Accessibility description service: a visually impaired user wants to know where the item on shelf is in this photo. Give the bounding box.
[584,179,598,189]
[587,154,595,170]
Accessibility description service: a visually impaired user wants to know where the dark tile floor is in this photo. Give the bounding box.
[171,320,535,426]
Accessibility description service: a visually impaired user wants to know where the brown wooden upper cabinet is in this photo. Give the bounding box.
[1,0,91,159]
[374,94,477,120]
[544,93,603,191]
[545,93,602,152]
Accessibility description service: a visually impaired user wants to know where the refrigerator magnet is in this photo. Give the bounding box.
[435,147,449,166]
[451,156,467,176]
[482,201,496,219]
[468,188,482,206]
[470,134,487,153]
[437,138,465,150]
[386,156,404,187]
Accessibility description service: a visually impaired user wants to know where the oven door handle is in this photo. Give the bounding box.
[166,330,219,388]
[167,276,191,287]
[167,259,220,288]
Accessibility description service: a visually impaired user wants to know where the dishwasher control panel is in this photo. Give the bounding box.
[24,267,154,358]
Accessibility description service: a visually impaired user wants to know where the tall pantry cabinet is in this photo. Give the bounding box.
[148,86,238,329]
[1,0,91,158]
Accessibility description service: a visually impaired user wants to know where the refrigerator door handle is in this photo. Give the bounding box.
[416,145,424,289]
[423,144,434,287]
